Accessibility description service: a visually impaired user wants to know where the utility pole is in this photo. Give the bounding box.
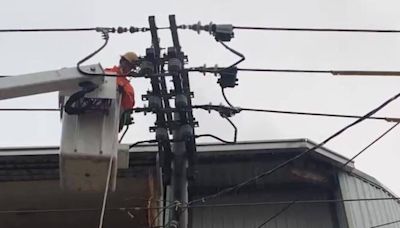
[166,15,197,228]
[143,15,197,228]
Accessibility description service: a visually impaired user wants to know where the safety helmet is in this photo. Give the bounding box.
[121,52,139,64]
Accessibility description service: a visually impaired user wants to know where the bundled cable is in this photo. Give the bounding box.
[64,81,98,115]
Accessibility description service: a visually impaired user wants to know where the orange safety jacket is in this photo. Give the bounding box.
[105,66,135,109]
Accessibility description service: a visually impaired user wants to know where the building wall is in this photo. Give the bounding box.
[339,172,400,228]
[190,191,337,228]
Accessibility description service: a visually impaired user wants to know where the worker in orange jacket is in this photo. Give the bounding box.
[105,52,139,130]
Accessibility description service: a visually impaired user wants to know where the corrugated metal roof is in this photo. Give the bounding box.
[339,172,400,228]
[1,139,400,228]
[191,192,335,228]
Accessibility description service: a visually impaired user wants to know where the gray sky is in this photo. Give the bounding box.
[1,0,400,194]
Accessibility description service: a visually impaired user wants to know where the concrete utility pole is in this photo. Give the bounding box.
[143,15,197,228]
[167,15,196,228]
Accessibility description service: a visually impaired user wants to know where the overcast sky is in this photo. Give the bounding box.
[1,0,400,194]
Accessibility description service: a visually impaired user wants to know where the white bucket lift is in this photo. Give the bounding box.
[0,65,122,192]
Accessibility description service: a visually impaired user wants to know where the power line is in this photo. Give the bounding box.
[189,91,400,205]
[233,26,400,34]
[0,206,163,214]
[371,219,400,228]
[0,28,98,33]
[0,26,152,33]
[239,107,400,122]
[340,122,400,168]
[256,201,296,228]
[0,108,60,111]
[236,68,400,76]
[252,121,400,225]
[1,106,399,124]
[194,104,400,122]
[185,197,400,209]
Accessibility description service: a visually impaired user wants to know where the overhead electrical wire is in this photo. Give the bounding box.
[194,104,399,123]
[0,108,60,112]
[253,121,400,226]
[0,196,397,215]
[236,68,400,76]
[0,106,398,123]
[233,26,400,34]
[0,27,99,33]
[189,91,400,205]
[340,122,400,168]
[371,219,400,228]
[0,26,152,33]
[256,201,296,228]
[185,197,400,209]
[239,107,400,122]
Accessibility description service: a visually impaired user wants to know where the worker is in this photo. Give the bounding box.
[105,52,139,130]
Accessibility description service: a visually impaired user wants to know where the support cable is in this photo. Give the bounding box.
[189,91,400,205]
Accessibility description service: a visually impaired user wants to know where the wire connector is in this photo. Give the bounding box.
[218,67,238,88]
[180,22,234,41]
[195,104,241,118]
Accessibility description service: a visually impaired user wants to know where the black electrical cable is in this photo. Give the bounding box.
[119,125,130,143]
[340,122,400,169]
[185,197,400,209]
[371,219,400,228]
[129,139,157,149]
[0,108,60,111]
[233,26,400,33]
[251,121,400,225]
[219,42,245,69]
[189,91,400,205]
[0,205,165,214]
[239,107,400,122]
[221,88,235,108]
[256,201,296,228]
[1,106,397,123]
[0,27,98,33]
[236,68,400,76]
[195,134,235,144]
[76,30,111,77]
[224,117,238,143]
[75,29,138,78]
